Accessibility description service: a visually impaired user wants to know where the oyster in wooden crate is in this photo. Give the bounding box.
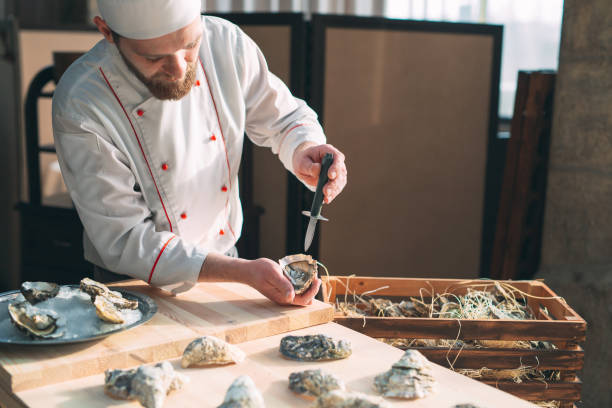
[373,350,436,399]
[104,361,188,408]
[181,336,245,368]
[288,369,345,399]
[313,389,390,408]
[279,254,317,294]
[217,375,264,408]
[8,301,64,339]
[280,334,351,361]
[20,281,60,304]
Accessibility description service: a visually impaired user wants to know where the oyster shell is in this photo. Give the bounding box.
[181,336,245,368]
[288,369,345,399]
[104,361,188,408]
[7,301,63,339]
[20,281,60,304]
[217,375,264,408]
[373,350,436,399]
[312,390,390,408]
[280,334,351,361]
[279,254,317,294]
[94,295,125,324]
[80,277,138,309]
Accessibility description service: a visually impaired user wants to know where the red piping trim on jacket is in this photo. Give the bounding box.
[199,59,236,239]
[148,235,177,283]
[99,67,174,233]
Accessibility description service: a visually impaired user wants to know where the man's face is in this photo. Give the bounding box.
[114,17,202,100]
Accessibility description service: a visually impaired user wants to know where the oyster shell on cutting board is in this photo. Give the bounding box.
[288,369,345,399]
[280,334,351,361]
[312,390,390,408]
[279,254,317,294]
[373,349,436,399]
[104,361,188,408]
[94,295,125,324]
[80,277,138,310]
[217,375,265,408]
[20,281,60,304]
[181,336,245,368]
[7,301,63,339]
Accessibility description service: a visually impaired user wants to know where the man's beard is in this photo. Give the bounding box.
[118,48,197,101]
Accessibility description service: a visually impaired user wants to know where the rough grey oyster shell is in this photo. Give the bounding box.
[94,295,125,324]
[217,375,264,408]
[181,336,245,368]
[280,334,351,361]
[20,281,60,304]
[80,277,138,309]
[288,369,345,399]
[312,390,390,408]
[104,361,188,408]
[7,301,63,339]
[279,254,317,294]
[373,350,436,399]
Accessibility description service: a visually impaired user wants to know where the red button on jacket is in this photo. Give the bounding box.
[161,163,168,171]
[219,229,224,235]
[221,185,227,192]
[180,213,187,219]
[137,109,144,116]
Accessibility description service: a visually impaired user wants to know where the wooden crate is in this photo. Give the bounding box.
[321,276,586,407]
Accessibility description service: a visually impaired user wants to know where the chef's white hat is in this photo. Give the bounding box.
[97,0,202,40]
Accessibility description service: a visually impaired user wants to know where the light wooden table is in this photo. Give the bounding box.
[6,323,536,407]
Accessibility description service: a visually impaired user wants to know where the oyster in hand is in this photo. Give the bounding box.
[280,334,351,361]
[94,295,125,324]
[313,390,390,408]
[279,254,317,294]
[20,281,60,304]
[8,301,63,339]
[80,277,138,309]
[288,369,345,399]
[217,375,264,408]
[181,336,245,368]
[104,361,188,408]
[373,350,436,399]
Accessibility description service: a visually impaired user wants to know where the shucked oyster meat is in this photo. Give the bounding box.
[280,334,351,361]
[373,350,436,399]
[279,254,317,294]
[94,295,125,324]
[217,375,265,408]
[288,369,345,399]
[181,336,245,368]
[7,301,63,339]
[104,361,188,408]
[313,390,390,408]
[20,281,60,304]
[80,277,138,310]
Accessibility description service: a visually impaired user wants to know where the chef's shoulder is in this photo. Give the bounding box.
[201,15,258,56]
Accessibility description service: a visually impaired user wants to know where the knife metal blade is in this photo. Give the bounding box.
[303,152,334,252]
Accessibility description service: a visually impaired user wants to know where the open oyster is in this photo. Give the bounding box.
[7,301,63,339]
[104,361,188,408]
[373,350,436,399]
[279,254,317,294]
[280,334,351,361]
[94,295,125,324]
[313,390,390,408]
[20,281,60,304]
[288,369,345,399]
[80,277,138,309]
[181,336,245,368]
[217,375,264,408]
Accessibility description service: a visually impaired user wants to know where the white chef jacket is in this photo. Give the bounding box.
[52,16,326,293]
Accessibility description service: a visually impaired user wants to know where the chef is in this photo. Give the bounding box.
[52,0,347,306]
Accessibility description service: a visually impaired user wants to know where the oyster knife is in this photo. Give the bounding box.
[303,152,334,252]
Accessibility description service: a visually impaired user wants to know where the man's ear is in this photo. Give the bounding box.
[93,16,114,43]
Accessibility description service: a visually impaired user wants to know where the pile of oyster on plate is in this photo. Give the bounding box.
[279,254,318,294]
[80,277,138,324]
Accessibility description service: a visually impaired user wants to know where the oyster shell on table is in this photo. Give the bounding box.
[279,254,317,294]
[312,390,390,408]
[104,361,188,408]
[20,281,60,304]
[80,277,138,310]
[280,334,351,361]
[181,336,245,368]
[288,369,345,399]
[7,301,63,339]
[373,350,436,399]
[217,375,265,408]
[94,295,125,324]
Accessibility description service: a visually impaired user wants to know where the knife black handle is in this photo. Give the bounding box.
[309,153,334,217]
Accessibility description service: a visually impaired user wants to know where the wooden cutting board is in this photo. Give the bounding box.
[7,322,537,408]
[0,280,333,393]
